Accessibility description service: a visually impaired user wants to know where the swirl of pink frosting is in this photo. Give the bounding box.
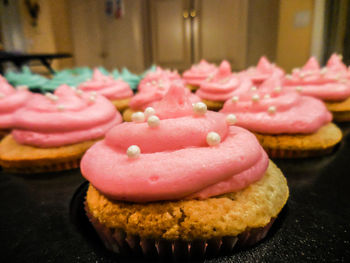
[0,76,31,129]
[11,85,122,147]
[284,57,350,101]
[129,79,200,110]
[220,75,332,134]
[81,109,269,202]
[239,56,285,86]
[182,59,218,86]
[195,60,244,101]
[78,69,133,100]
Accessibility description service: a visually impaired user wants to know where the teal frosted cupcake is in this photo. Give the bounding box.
[113,68,141,92]
[5,66,48,92]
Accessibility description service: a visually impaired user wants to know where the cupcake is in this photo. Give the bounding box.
[195,60,243,111]
[78,69,133,112]
[113,68,141,93]
[123,79,200,122]
[0,76,31,139]
[220,75,342,158]
[284,56,350,122]
[139,66,181,87]
[0,85,122,173]
[5,66,48,92]
[239,56,285,86]
[82,101,289,260]
[182,59,218,92]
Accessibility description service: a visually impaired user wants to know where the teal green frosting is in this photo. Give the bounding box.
[119,68,141,91]
[4,66,48,91]
[41,68,93,92]
[98,66,110,76]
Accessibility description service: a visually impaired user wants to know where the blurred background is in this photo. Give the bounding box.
[0,0,349,75]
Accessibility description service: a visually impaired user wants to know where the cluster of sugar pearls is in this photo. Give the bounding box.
[127,102,239,159]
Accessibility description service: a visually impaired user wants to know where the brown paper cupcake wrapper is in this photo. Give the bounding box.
[263,145,336,158]
[85,204,275,260]
[2,158,81,174]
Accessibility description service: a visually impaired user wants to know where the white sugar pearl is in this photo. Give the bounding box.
[17,85,28,90]
[131,112,145,123]
[147,115,160,127]
[193,102,207,115]
[89,95,96,102]
[71,86,77,90]
[268,106,276,114]
[144,107,155,118]
[252,94,260,102]
[274,86,282,93]
[206,132,221,146]
[251,86,257,91]
[300,72,305,78]
[231,96,239,103]
[296,86,303,92]
[127,145,141,158]
[75,89,83,96]
[152,81,157,85]
[45,93,58,102]
[264,94,271,99]
[286,74,293,80]
[57,105,65,111]
[320,68,327,75]
[226,114,237,125]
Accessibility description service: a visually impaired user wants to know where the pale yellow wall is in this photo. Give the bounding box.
[276,0,314,72]
[19,0,73,72]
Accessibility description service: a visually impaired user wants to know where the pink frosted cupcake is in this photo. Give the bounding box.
[82,96,289,260]
[182,59,218,92]
[284,55,350,122]
[196,60,244,111]
[123,79,200,121]
[0,85,122,173]
[239,56,285,86]
[220,75,342,158]
[78,69,133,112]
[0,76,31,139]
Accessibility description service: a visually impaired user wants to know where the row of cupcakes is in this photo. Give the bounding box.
[4,65,156,93]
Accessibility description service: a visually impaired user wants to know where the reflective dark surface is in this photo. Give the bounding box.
[1,124,350,262]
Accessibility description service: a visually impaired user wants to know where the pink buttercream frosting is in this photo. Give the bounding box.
[78,69,133,100]
[140,67,181,87]
[220,75,332,134]
[0,76,31,129]
[182,59,218,86]
[196,60,244,101]
[130,78,200,110]
[12,85,122,147]
[240,56,285,86]
[284,56,350,101]
[81,110,269,202]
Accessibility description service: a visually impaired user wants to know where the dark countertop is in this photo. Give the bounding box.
[1,124,350,262]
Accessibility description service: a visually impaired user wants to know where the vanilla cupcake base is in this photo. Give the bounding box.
[85,161,288,259]
[122,108,137,122]
[186,84,200,92]
[201,99,225,111]
[254,123,342,158]
[111,97,131,112]
[0,135,100,173]
[325,96,350,122]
